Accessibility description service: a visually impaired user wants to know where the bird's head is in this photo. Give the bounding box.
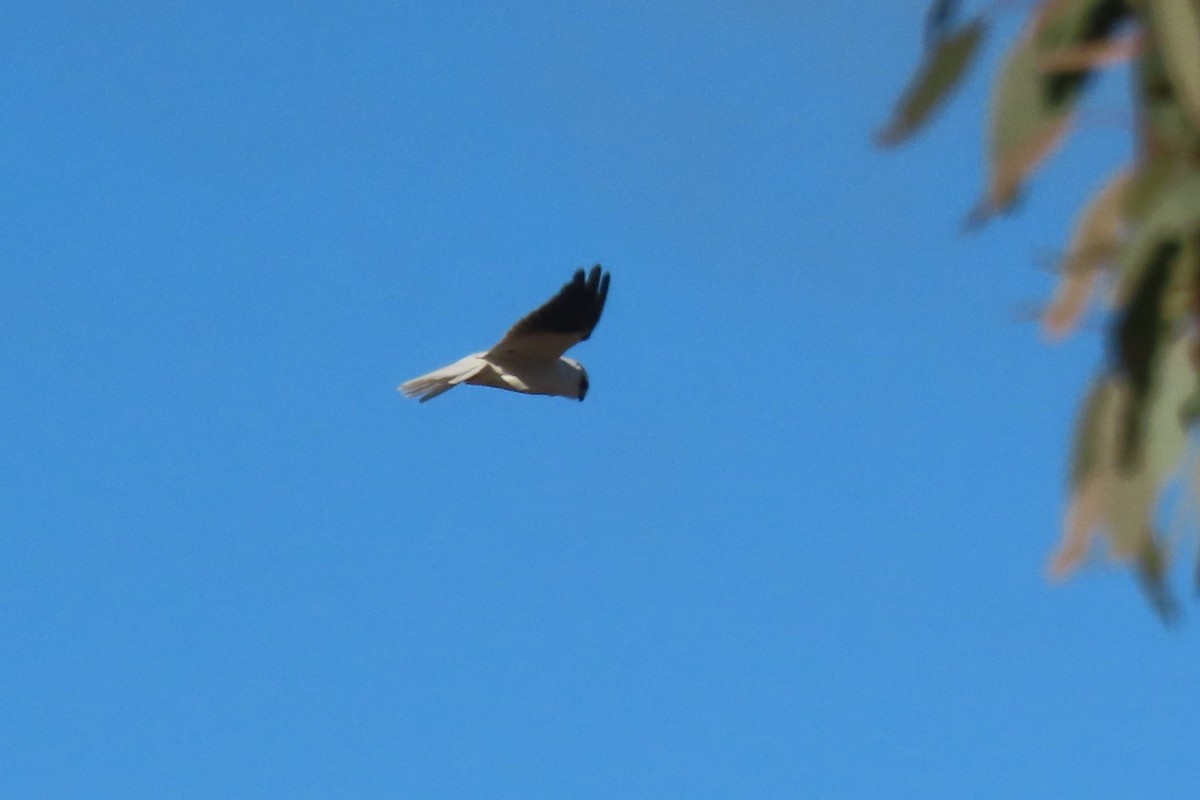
[561,357,588,401]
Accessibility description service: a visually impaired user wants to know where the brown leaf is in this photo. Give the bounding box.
[1038,34,1142,74]
[1043,168,1131,339]
[1048,472,1110,580]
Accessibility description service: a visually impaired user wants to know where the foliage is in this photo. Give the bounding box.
[879,0,1200,621]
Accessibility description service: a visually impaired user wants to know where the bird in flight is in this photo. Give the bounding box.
[399,265,611,403]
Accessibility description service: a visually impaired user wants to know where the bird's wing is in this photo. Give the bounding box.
[487,265,610,360]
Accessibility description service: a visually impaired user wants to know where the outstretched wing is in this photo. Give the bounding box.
[487,265,610,360]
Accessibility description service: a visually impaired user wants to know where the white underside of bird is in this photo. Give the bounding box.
[399,352,586,403]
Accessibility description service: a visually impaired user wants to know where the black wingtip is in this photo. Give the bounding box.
[574,265,609,342]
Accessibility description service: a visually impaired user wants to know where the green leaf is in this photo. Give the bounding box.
[1051,333,1194,589]
[1135,536,1179,623]
[1118,170,1200,299]
[1065,371,1176,628]
[1049,376,1123,579]
[1107,317,1193,625]
[1124,155,1185,225]
[1069,376,1123,490]
[971,0,1132,224]
[1105,348,1183,623]
[1142,333,1194,483]
[1136,33,1200,155]
[1115,241,1177,468]
[1106,451,1156,558]
[972,30,1072,223]
[876,19,986,147]
[1147,0,1200,133]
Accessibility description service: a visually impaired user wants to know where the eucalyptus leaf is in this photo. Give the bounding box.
[1136,35,1200,155]
[876,19,986,147]
[1142,333,1194,483]
[1049,376,1123,579]
[1106,456,1156,558]
[1050,473,1110,580]
[1136,535,1179,622]
[1147,0,1200,132]
[972,0,1132,224]
[972,30,1074,223]
[1124,155,1185,225]
[1115,241,1178,469]
[1118,171,1200,298]
[1069,376,1123,489]
[1044,168,1131,339]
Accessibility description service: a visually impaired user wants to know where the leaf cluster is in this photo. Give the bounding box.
[879,0,1200,621]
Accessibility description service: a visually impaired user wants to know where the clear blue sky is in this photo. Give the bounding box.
[3,1,1198,797]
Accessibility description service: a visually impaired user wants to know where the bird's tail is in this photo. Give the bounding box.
[398,355,488,403]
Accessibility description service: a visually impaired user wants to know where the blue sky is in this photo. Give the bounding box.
[3,1,1199,797]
